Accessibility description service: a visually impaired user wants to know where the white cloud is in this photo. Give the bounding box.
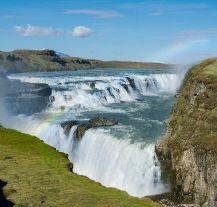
[65,9,121,18]
[72,26,92,38]
[14,24,63,36]
[148,12,162,16]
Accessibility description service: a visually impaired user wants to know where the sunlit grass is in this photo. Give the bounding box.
[0,128,159,207]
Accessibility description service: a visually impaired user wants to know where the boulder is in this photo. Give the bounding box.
[61,117,118,139]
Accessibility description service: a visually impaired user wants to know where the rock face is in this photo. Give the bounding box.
[0,76,52,115]
[156,58,217,207]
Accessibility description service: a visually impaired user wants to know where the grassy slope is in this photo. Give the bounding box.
[0,128,159,207]
[168,58,217,153]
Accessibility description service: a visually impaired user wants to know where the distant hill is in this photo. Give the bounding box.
[0,49,172,74]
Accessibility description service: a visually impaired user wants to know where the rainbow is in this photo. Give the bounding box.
[149,39,208,63]
[29,112,67,136]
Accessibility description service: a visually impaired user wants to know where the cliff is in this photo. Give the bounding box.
[156,58,217,206]
[0,49,171,74]
[0,128,159,207]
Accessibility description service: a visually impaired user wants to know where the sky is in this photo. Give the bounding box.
[1,0,217,63]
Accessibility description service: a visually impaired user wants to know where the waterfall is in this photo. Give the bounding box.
[9,73,179,112]
[6,70,178,197]
[35,123,168,197]
[71,128,168,197]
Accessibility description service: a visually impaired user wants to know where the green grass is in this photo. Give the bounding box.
[0,128,159,207]
[166,58,217,153]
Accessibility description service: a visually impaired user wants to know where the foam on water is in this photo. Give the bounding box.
[9,73,179,112]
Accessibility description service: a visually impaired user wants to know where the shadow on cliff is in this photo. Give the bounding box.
[0,180,14,207]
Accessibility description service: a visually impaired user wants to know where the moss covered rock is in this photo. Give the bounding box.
[156,58,217,207]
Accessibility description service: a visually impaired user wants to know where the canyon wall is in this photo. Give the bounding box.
[156,58,217,206]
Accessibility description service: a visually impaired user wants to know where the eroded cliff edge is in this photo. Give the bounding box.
[156,58,217,207]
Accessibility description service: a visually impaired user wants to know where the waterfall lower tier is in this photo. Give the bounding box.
[37,123,168,197]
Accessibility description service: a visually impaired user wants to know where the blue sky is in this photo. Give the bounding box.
[1,0,217,63]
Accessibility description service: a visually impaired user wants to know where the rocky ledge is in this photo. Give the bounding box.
[155,58,217,207]
[61,117,118,139]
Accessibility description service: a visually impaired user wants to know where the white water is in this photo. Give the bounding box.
[4,70,181,197]
[9,73,180,112]
[34,123,168,197]
[71,129,167,197]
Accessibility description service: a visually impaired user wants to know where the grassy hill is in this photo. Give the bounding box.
[0,128,159,207]
[0,49,171,74]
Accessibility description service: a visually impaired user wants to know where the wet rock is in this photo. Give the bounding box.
[121,84,129,92]
[107,87,115,98]
[61,121,78,135]
[62,117,118,139]
[35,85,52,97]
[76,117,118,139]
[126,77,136,89]
[90,82,95,89]
[76,124,92,139]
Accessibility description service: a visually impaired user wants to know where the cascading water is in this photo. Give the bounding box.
[35,123,167,197]
[6,68,181,197]
[71,129,166,197]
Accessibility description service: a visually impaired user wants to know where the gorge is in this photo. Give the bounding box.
[0,52,216,207]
